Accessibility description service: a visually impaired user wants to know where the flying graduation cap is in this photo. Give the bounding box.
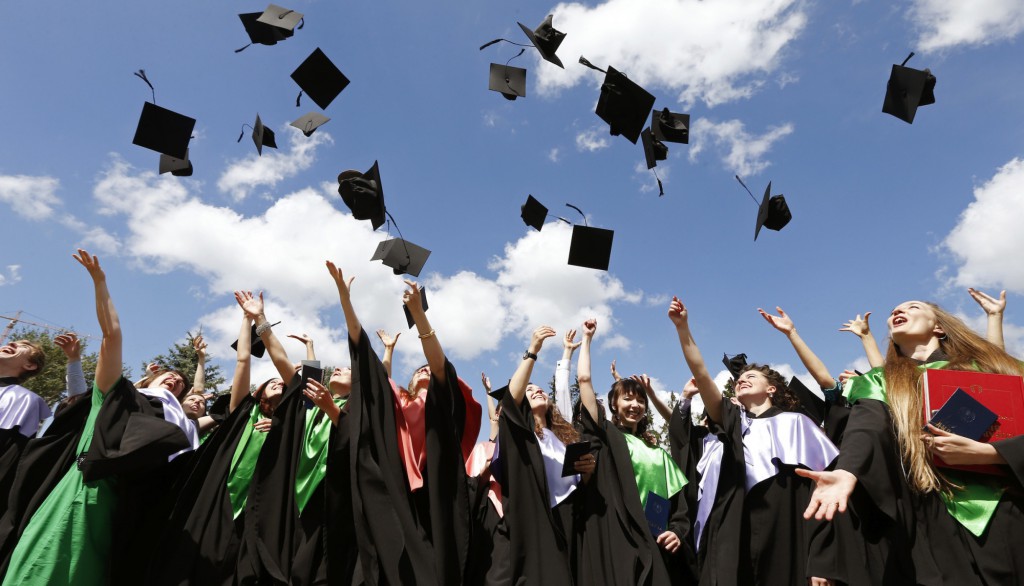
[722,353,748,380]
[787,376,826,427]
[641,127,668,170]
[652,108,690,144]
[735,176,792,240]
[232,321,281,359]
[237,114,277,156]
[291,48,350,109]
[882,52,936,124]
[488,62,527,100]
[237,12,293,50]
[518,15,567,68]
[520,194,570,231]
[131,70,196,168]
[579,57,655,145]
[337,161,386,230]
[371,238,431,277]
[564,203,613,271]
[290,112,330,137]
[159,151,193,177]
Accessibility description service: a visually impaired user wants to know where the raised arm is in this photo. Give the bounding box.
[510,326,556,406]
[555,329,580,418]
[839,312,884,369]
[228,308,253,413]
[403,280,447,385]
[236,290,294,383]
[968,288,1006,350]
[326,261,360,344]
[577,318,600,423]
[610,359,622,382]
[759,307,834,389]
[633,374,672,421]
[192,334,207,394]
[54,332,88,398]
[376,329,401,378]
[73,250,121,394]
[481,373,498,439]
[668,297,722,425]
[287,333,317,361]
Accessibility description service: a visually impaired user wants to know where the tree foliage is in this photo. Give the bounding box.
[10,327,99,407]
[145,330,226,393]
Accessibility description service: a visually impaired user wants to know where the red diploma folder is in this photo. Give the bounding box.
[923,368,1024,476]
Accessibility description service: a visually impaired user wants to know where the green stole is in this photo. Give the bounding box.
[844,363,1004,536]
[623,433,688,508]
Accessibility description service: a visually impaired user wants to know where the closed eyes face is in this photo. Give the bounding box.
[150,372,186,397]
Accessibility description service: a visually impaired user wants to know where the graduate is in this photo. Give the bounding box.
[495,325,596,585]
[801,299,1024,585]
[465,373,508,586]
[0,337,49,520]
[575,317,695,585]
[328,261,480,586]
[668,296,838,586]
[0,250,192,585]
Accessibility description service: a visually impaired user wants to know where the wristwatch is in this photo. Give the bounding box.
[523,350,538,361]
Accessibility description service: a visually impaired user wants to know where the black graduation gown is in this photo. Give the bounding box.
[148,393,261,586]
[348,329,471,586]
[574,408,691,586]
[0,428,27,522]
[669,401,708,531]
[466,460,509,586]
[496,391,576,585]
[325,407,361,585]
[0,378,190,576]
[698,400,834,586]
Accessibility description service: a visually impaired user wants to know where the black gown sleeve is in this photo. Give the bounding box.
[835,399,902,521]
[993,436,1024,486]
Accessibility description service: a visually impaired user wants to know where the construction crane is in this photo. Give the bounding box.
[0,311,92,345]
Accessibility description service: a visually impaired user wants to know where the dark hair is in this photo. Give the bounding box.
[404,363,430,399]
[143,368,192,400]
[737,364,799,411]
[13,340,46,384]
[255,378,280,417]
[534,398,580,446]
[607,378,658,447]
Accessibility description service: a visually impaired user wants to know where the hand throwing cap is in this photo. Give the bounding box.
[403,287,428,329]
[133,102,195,160]
[291,48,350,110]
[518,15,567,68]
[338,161,385,230]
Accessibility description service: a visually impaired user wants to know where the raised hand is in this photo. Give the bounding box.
[837,369,859,385]
[402,280,424,313]
[682,377,699,400]
[193,334,208,359]
[72,249,106,281]
[795,469,857,521]
[839,312,872,338]
[288,333,314,346]
[968,288,1006,316]
[54,332,82,361]
[758,306,795,335]
[610,359,621,381]
[234,290,264,320]
[376,329,401,349]
[582,318,598,339]
[529,325,557,353]
[630,374,654,396]
[326,261,354,298]
[667,296,688,327]
[563,329,582,352]
[480,372,492,392]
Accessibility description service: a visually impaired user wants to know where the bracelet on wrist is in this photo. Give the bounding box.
[255,321,273,337]
[418,329,436,339]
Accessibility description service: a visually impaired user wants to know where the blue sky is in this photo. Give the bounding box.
[2,0,1024,436]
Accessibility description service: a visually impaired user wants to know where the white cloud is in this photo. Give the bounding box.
[217,126,333,201]
[910,0,1024,51]
[575,128,610,152]
[634,161,668,194]
[0,265,21,287]
[534,0,808,107]
[688,118,793,176]
[941,158,1024,293]
[0,175,61,220]
[548,148,561,162]
[956,311,1024,359]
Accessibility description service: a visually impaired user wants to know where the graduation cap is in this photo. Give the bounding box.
[518,15,567,68]
[652,108,689,144]
[132,102,195,160]
[402,287,428,329]
[256,4,303,33]
[722,353,747,379]
[337,161,386,230]
[488,384,509,401]
[291,48,350,110]
[159,151,193,177]
[641,127,668,170]
[521,195,548,231]
[735,176,792,240]
[238,114,277,156]
[580,57,656,145]
[787,376,825,426]
[882,52,936,124]
[371,238,431,277]
[231,321,281,359]
[290,111,330,137]
[237,12,293,50]
[488,63,527,100]
[564,203,613,270]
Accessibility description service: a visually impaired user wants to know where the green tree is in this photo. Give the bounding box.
[11,327,99,406]
[647,391,680,450]
[145,330,226,393]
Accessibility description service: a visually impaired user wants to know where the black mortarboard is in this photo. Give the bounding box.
[592,64,656,144]
[231,321,281,359]
[132,102,195,160]
[641,127,668,170]
[754,182,792,240]
[488,63,527,100]
[722,353,747,379]
[518,15,567,68]
[787,376,825,426]
[521,195,547,231]
[337,161,386,230]
[252,114,277,156]
[208,393,231,421]
[371,238,431,277]
[652,108,689,144]
[159,150,193,177]
[567,225,614,271]
[882,53,936,124]
[256,4,303,32]
[291,48,350,110]
[402,287,428,329]
[290,112,330,137]
[488,384,509,401]
[238,12,293,47]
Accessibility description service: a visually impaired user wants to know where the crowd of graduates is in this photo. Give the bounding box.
[0,249,1021,586]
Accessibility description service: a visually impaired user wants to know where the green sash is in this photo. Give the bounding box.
[623,433,688,508]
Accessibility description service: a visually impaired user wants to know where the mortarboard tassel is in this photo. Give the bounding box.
[133,69,156,103]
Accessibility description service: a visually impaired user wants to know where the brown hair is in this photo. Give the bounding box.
[403,363,430,400]
[885,302,1024,494]
[607,378,658,447]
[737,364,800,411]
[534,398,580,446]
[13,340,46,384]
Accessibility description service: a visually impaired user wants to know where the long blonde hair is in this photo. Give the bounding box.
[885,302,1023,494]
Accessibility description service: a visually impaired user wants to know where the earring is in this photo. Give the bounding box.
[939,333,948,341]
